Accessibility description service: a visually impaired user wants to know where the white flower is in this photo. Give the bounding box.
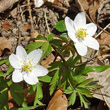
[9,46,48,85]
[34,0,45,8]
[65,12,99,56]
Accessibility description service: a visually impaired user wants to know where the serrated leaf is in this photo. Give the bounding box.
[34,82,43,106]
[38,74,52,83]
[68,90,76,105]
[74,63,86,76]
[77,78,93,87]
[82,65,110,74]
[76,87,92,97]
[50,69,60,95]
[41,42,50,58]
[55,20,66,32]
[78,92,90,108]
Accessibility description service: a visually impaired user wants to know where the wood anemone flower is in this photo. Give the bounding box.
[65,12,99,56]
[9,46,48,85]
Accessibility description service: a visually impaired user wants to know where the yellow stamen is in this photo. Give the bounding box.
[76,28,88,39]
[22,61,33,72]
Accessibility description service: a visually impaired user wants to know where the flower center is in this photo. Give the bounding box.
[76,28,88,39]
[22,61,33,72]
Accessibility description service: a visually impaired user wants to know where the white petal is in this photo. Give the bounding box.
[9,54,22,69]
[68,31,78,43]
[16,46,27,61]
[83,37,99,50]
[12,69,23,83]
[34,0,44,7]
[27,49,42,65]
[32,65,48,77]
[85,23,97,37]
[74,12,86,30]
[65,17,75,32]
[23,73,38,85]
[74,42,87,56]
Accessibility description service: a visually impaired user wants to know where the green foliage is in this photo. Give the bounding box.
[34,82,43,106]
[0,89,8,109]
[1,18,110,110]
[55,20,66,32]
[82,65,110,74]
[10,84,25,106]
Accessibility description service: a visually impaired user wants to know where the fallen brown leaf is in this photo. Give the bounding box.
[0,0,18,13]
[47,90,68,110]
[75,0,102,22]
[0,37,12,56]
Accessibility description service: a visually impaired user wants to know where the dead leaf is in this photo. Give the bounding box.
[0,0,18,13]
[41,54,55,68]
[75,0,102,22]
[47,90,68,110]
[1,21,12,31]
[0,37,12,56]
[87,64,110,108]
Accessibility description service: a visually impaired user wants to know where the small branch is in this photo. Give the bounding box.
[44,9,50,34]
[95,23,110,38]
[27,0,34,34]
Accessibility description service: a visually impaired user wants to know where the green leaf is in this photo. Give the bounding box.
[34,82,43,105]
[0,77,8,91]
[49,61,63,72]
[41,42,50,58]
[58,69,67,89]
[6,65,14,76]
[82,65,110,74]
[55,20,66,32]
[76,87,92,97]
[0,89,8,109]
[50,69,60,95]
[68,90,76,105]
[64,87,73,94]
[50,39,63,47]
[25,42,44,53]
[0,59,8,65]
[66,55,80,67]
[10,84,25,93]
[77,78,93,87]
[38,74,52,83]
[78,92,90,108]
[47,34,53,41]
[10,86,25,105]
[36,35,46,40]
[74,63,86,76]
[86,84,102,89]
[0,72,4,77]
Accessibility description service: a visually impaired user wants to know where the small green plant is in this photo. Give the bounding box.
[0,12,109,109]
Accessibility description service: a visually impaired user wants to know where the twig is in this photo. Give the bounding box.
[27,0,34,34]
[95,23,110,38]
[44,9,50,34]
